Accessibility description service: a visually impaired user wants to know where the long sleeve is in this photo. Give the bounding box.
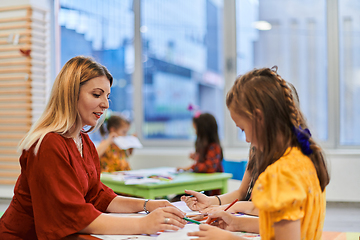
[0,132,117,240]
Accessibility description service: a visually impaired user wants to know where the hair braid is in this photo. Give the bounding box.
[270,69,300,128]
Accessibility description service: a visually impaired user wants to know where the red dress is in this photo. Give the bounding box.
[0,132,117,240]
[191,143,223,173]
[191,143,223,195]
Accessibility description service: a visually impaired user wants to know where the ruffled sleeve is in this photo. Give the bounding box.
[252,161,307,222]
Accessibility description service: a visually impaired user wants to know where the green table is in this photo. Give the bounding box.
[101,169,232,199]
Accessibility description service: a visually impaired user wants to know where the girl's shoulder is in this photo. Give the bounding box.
[276,147,314,170]
[253,147,314,211]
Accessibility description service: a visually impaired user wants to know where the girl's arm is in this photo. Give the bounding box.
[182,168,254,210]
[96,132,117,156]
[274,219,301,240]
[214,168,252,204]
[231,201,259,216]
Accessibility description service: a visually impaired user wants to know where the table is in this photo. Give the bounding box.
[100,168,233,199]
[63,231,360,240]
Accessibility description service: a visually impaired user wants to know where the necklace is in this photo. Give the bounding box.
[73,134,83,157]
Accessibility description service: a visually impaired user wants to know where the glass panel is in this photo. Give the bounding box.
[339,0,360,145]
[236,0,327,141]
[59,0,134,142]
[141,0,224,140]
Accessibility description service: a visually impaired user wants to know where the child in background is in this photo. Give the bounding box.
[97,115,133,172]
[187,67,330,240]
[177,113,224,195]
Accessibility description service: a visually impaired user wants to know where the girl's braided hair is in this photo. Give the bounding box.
[226,67,329,191]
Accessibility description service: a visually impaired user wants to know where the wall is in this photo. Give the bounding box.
[129,147,360,202]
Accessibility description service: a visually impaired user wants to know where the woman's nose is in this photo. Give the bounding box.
[101,97,109,109]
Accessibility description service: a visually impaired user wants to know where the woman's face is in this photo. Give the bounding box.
[78,76,111,127]
[229,108,258,147]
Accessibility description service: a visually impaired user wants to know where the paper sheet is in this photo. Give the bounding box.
[91,202,261,240]
[93,234,155,239]
[113,136,143,149]
[107,167,176,185]
[171,201,201,215]
[156,224,200,240]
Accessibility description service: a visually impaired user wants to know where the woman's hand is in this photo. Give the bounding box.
[145,199,175,212]
[140,207,187,234]
[181,190,211,211]
[187,224,239,240]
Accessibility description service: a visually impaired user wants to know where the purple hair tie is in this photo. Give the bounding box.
[292,126,313,155]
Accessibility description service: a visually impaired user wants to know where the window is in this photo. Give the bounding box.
[339,0,360,145]
[57,0,360,148]
[141,0,224,140]
[59,0,134,141]
[236,0,327,142]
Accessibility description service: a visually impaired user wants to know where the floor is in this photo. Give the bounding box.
[0,198,359,233]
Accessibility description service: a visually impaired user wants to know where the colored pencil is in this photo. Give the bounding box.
[208,198,238,224]
[183,217,202,225]
[189,191,205,198]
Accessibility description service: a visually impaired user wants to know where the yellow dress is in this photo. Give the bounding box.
[252,147,326,240]
[100,143,131,172]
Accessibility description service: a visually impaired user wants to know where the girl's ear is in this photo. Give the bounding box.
[254,109,264,126]
[109,126,116,133]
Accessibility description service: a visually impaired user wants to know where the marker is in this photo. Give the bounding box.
[208,198,238,225]
[183,217,202,225]
[188,191,205,198]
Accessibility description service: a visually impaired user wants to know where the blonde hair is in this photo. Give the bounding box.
[18,56,113,154]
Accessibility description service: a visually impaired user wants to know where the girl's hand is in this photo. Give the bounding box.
[176,166,191,172]
[187,224,238,240]
[140,207,187,234]
[107,132,118,143]
[181,190,211,211]
[189,152,199,161]
[200,204,230,214]
[205,211,238,231]
[127,148,134,156]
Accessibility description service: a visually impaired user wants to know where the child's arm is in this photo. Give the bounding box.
[274,219,300,240]
[176,165,192,171]
[231,201,258,216]
[96,132,118,156]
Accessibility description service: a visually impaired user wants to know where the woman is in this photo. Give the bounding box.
[0,56,186,240]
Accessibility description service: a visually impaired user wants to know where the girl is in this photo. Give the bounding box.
[0,56,186,240]
[178,113,223,174]
[188,67,330,240]
[97,114,133,172]
[181,83,301,234]
[177,113,224,195]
